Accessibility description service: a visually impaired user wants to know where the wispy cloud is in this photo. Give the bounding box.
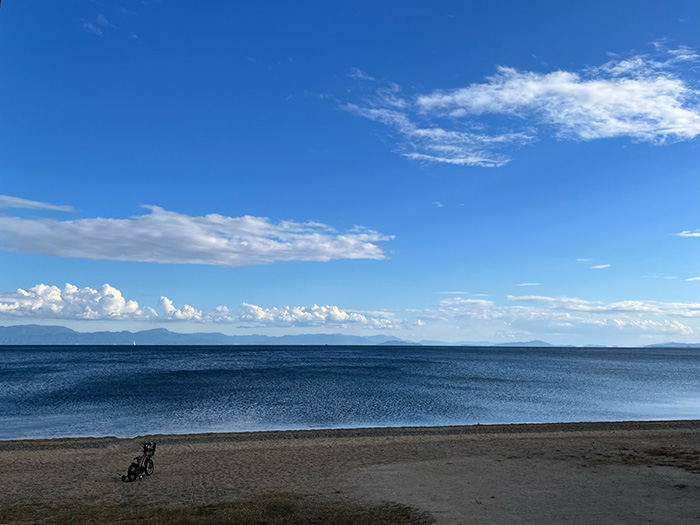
[430,295,698,338]
[686,277,700,282]
[80,14,115,37]
[344,103,532,167]
[591,264,611,269]
[433,201,445,208]
[673,229,700,237]
[516,282,542,287]
[346,46,700,167]
[0,202,393,266]
[348,68,375,81]
[507,295,700,319]
[0,195,73,212]
[576,258,592,262]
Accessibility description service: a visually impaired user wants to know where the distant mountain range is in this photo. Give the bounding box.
[0,324,698,348]
[0,325,404,346]
[643,342,700,348]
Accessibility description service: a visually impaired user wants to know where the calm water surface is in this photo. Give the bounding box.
[0,345,697,439]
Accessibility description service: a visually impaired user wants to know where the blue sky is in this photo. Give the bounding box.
[0,1,698,345]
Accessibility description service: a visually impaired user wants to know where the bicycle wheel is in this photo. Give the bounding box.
[144,458,154,476]
[127,463,139,481]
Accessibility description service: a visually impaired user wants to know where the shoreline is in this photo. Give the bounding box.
[2,418,699,445]
[2,419,699,523]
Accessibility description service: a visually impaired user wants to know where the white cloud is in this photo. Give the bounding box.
[591,264,611,269]
[576,258,592,262]
[1,283,696,342]
[507,295,700,318]
[0,195,73,212]
[348,68,375,81]
[158,296,202,321]
[428,295,698,339]
[686,277,700,282]
[0,282,401,329]
[436,298,496,319]
[0,283,145,320]
[434,201,445,208]
[236,303,401,329]
[0,203,393,266]
[347,47,699,166]
[344,103,532,167]
[418,63,699,142]
[674,230,700,237]
[516,282,541,287]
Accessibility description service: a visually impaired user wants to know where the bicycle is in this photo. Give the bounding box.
[122,442,156,482]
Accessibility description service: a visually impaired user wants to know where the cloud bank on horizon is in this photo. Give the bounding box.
[0,283,401,329]
[0,282,697,341]
[429,295,699,340]
[346,46,700,167]
[0,200,393,266]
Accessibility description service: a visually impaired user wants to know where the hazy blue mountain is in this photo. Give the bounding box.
[1,325,696,348]
[494,340,553,347]
[0,325,411,346]
[644,342,700,348]
[419,340,494,346]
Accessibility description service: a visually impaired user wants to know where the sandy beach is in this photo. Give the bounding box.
[1,420,698,524]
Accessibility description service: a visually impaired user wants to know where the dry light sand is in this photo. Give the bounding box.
[1,420,699,524]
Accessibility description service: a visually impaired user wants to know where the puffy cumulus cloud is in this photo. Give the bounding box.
[0,283,145,320]
[0,204,393,266]
[236,303,402,329]
[158,296,202,321]
[346,47,699,167]
[0,282,404,329]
